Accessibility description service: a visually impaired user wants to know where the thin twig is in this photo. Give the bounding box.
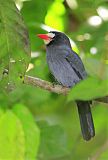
[91,140,108,160]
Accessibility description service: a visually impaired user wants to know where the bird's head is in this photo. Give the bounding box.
[37,31,71,47]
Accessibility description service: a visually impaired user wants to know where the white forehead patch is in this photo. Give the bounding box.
[48,32,55,38]
[44,33,55,45]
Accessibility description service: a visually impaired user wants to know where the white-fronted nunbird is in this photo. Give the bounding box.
[37,31,95,141]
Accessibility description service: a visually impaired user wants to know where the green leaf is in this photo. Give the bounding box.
[21,0,53,50]
[0,107,4,117]
[12,104,40,160]
[84,58,108,79]
[68,77,108,101]
[0,110,25,160]
[45,0,66,31]
[0,0,30,90]
[93,104,108,133]
[38,122,69,160]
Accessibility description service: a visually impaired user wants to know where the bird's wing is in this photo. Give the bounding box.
[64,50,87,79]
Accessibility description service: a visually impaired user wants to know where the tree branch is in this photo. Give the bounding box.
[24,75,108,104]
[24,75,69,95]
[91,140,108,160]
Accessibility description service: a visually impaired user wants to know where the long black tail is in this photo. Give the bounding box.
[76,101,95,141]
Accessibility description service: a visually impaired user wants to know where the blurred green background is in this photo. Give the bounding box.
[0,0,108,159]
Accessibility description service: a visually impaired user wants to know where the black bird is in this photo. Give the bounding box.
[38,31,95,141]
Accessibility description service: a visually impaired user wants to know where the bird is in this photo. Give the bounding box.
[37,31,95,141]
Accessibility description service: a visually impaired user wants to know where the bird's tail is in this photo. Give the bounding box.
[76,101,95,141]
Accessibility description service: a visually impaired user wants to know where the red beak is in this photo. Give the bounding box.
[37,34,50,40]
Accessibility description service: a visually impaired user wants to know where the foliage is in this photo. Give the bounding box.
[0,0,30,91]
[0,110,25,160]
[38,122,69,160]
[68,77,108,101]
[0,0,108,159]
[13,104,40,160]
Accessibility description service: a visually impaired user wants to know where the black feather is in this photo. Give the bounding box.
[44,31,95,141]
[76,101,95,140]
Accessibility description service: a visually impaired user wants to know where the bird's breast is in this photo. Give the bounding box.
[46,49,80,87]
